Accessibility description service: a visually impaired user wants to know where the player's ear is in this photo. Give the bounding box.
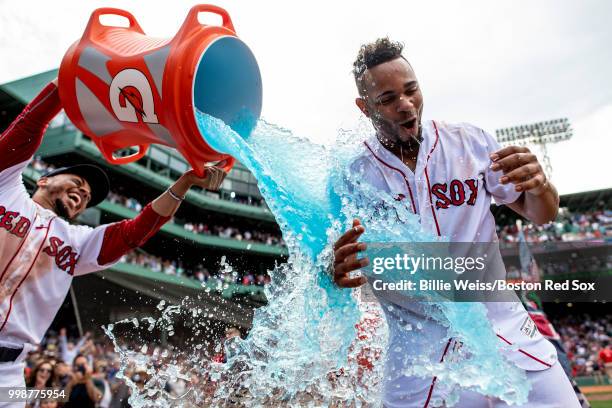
[355,97,370,118]
[36,177,49,188]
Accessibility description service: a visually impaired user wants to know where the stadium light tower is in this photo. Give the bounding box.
[495,118,573,179]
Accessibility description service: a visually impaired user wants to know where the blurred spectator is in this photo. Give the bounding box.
[181,221,283,246]
[109,377,131,408]
[26,359,54,389]
[64,354,103,408]
[59,328,89,365]
[598,341,612,378]
[93,359,113,408]
[39,400,59,408]
[107,192,143,212]
[553,313,612,379]
[212,327,242,364]
[53,361,73,389]
[119,250,270,290]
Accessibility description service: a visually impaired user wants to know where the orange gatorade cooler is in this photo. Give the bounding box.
[58,5,262,175]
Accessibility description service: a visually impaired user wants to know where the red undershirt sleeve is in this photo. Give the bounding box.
[0,83,62,172]
[97,203,171,266]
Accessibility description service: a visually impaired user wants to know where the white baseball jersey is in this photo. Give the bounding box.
[349,120,558,407]
[0,158,115,356]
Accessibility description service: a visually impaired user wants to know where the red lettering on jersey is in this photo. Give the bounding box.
[43,237,64,257]
[0,210,18,231]
[432,178,479,209]
[12,217,31,238]
[43,237,79,275]
[56,246,79,275]
[465,179,478,206]
[56,246,73,265]
[0,207,31,238]
[449,179,466,206]
[432,183,451,209]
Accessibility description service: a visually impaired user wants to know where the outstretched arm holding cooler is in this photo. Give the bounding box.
[0,80,226,273]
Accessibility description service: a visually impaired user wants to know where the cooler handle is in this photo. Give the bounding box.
[84,8,146,39]
[219,156,235,173]
[183,4,236,33]
[97,140,150,165]
[193,156,235,178]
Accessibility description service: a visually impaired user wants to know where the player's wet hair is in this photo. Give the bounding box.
[353,37,406,96]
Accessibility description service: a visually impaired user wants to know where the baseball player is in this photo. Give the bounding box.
[332,38,581,407]
[0,80,227,407]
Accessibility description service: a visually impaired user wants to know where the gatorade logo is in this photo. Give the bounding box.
[110,69,159,124]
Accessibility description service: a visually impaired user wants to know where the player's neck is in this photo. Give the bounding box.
[32,191,53,210]
[32,191,62,216]
[378,135,420,171]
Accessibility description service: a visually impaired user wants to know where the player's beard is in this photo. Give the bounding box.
[54,198,71,219]
[375,117,423,151]
[372,107,423,151]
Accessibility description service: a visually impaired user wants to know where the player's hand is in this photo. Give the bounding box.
[490,146,549,196]
[183,164,227,192]
[332,219,369,288]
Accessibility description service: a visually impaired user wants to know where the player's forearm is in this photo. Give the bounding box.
[0,82,61,171]
[150,173,195,217]
[512,182,559,225]
[97,203,171,265]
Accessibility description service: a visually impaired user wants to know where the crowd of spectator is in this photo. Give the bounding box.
[225,193,265,208]
[26,313,612,408]
[182,222,283,246]
[21,325,241,408]
[119,251,271,288]
[539,255,612,277]
[106,192,142,212]
[498,207,611,244]
[22,328,123,408]
[552,313,612,380]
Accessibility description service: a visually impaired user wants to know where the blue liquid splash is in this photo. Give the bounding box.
[104,113,530,406]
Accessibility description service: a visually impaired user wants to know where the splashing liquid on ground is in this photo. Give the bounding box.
[103,113,530,406]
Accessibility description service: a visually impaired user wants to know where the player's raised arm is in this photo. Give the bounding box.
[0,80,61,173]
